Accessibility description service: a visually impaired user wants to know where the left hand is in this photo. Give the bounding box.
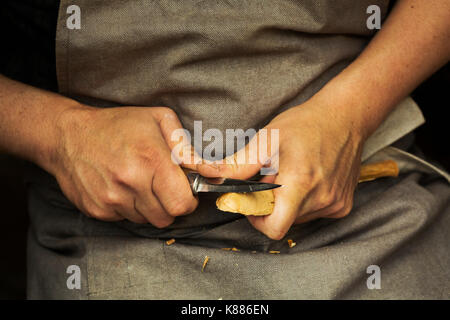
[196,96,367,240]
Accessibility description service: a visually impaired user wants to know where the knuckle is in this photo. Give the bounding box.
[145,149,165,170]
[334,198,346,212]
[293,167,322,191]
[306,166,324,186]
[154,107,178,122]
[102,190,123,207]
[152,217,174,229]
[314,168,325,184]
[166,196,196,216]
[91,208,115,221]
[331,200,353,219]
[317,191,337,209]
[114,165,141,187]
[266,229,286,241]
[161,107,177,118]
[265,224,288,241]
[128,142,163,171]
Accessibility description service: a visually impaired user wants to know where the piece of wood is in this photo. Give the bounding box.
[358,160,399,182]
[216,160,399,216]
[216,189,274,216]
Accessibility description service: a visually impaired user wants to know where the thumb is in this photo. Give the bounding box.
[196,128,278,179]
[247,170,307,240]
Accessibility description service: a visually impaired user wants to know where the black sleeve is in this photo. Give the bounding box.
[0,0,59,92]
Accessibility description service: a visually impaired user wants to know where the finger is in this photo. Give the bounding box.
[88,176,149,224]
[113,208,148,224]
[113,151,178,227]
[104,191,149,224]
[326,184,356,219]
[196,127,278,179]
[59,177,123,221]
[247,170,309,240]
[134,192,175,228]
[295,169,358,223]
[116,153,179,227]
[93,210,123,222]
[259,174,277,184]
[135,110,199,217]
[197,151,262,179]
[152,153,199,217]
[152,107,200,171]
[294,199,345,224]
[82,198,124,222]
[325,163,359,219]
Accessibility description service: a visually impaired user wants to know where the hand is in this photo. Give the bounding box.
[196,96,366,240]
[49,105,198,227]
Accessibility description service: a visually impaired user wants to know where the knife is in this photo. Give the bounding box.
[186,160,399,194]
[186,172,281,194]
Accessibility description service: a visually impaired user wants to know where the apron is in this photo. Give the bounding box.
[27,0,450,299]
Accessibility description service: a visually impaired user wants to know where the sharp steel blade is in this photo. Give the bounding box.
[187,172,281,194]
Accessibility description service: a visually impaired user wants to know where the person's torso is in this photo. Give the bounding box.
[57,0,390,144]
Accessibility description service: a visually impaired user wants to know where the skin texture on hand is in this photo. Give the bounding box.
[196,97,365,240]
[50,106,198,227]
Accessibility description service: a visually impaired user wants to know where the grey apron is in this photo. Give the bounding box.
[27,0,450,299]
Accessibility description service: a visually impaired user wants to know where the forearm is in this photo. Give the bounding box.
[0,75,85,173]
[314,0,450,139]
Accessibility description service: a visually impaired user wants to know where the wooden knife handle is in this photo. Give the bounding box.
[358,160,399,183]
[184,160,399,183]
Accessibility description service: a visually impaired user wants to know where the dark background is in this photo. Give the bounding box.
[0,0,449,300]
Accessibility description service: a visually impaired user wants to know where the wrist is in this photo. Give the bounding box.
[310,66,396,142]
[37,100,95,175]
[305,88,370,144]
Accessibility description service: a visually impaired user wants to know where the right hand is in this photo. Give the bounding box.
[49,105,198,227]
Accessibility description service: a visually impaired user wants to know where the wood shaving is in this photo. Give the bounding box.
[221,247,240,251]
[202,256,209,272]
[165,238,175,246]
[287,239,296,248]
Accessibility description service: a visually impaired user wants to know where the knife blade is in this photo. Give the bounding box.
[186,172,281,194]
